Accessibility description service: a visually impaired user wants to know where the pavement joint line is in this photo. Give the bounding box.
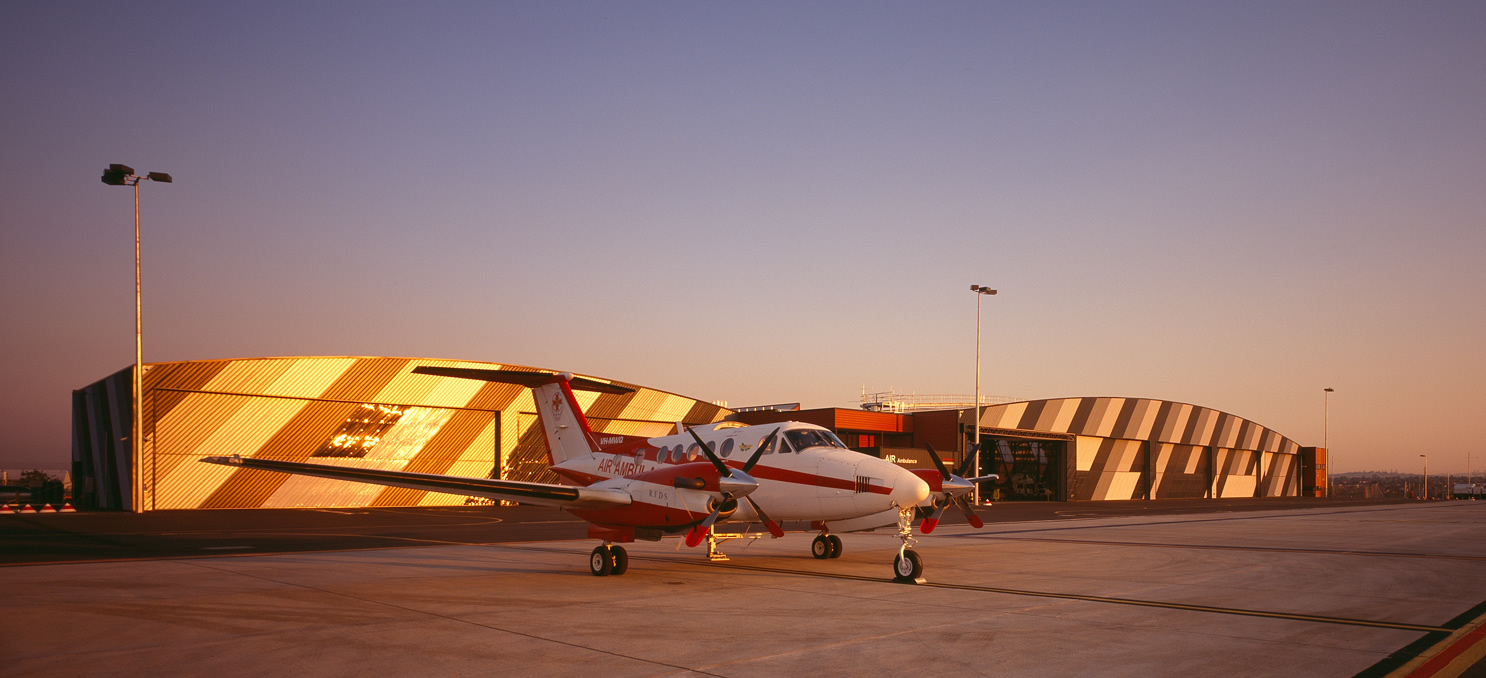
[497,543,1451,634]
[178,558,726,678]
[962,536,1486,561]
[970,502,1486,537]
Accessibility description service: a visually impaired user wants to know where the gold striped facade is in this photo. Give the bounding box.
[73,357,728,510]
[976,397,1301,500]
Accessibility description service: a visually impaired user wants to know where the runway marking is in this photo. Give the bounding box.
[498,544,1449,634]
[961,535,1486,562]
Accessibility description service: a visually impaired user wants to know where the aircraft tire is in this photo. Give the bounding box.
[811,535,831,560]
[609,546,629,575]
[892,549,924,581]
[589,546,613,576]
[827,535,843,559]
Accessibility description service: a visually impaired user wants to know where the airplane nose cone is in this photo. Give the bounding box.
[884,462,930,506]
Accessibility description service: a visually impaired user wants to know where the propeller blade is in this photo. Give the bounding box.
[920,498,950,534]
[741,428,780,474]
[685,426,732,478]
[953,495,984,529]
[684,524,710,548]
[925,442,952,481]
[954,442,980,479]
[744,496,784,538]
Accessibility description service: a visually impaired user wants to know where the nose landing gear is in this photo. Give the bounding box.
[891,505,924,583]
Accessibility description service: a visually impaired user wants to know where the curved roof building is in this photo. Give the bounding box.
[74,357,1308,510]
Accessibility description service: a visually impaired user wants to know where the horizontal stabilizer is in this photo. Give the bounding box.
[199,456,632,509]
[411,366,634,394]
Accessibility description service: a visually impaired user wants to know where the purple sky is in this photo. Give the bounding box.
[3,2,1483,474]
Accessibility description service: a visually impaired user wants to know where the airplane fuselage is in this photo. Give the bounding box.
[554,423,928,530]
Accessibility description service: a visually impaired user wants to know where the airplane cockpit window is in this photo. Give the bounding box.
[785,429,848,452]
[719,438,735,458]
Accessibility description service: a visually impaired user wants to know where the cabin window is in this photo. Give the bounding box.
[719,438,735,458]
[686,443,699,461]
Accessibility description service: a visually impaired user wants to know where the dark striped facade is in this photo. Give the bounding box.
[72,357,728,510]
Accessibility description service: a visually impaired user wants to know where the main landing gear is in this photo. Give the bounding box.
[891,505,924,583]
[811,533,843,559]
[589,544,629,576]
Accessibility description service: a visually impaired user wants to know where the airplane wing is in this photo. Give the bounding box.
[199,456,632,509]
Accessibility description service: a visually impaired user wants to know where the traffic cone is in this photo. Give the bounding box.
[39,504,56,513]
[0,504,13,514]
[59,502,77,513]
[19,504,37,514]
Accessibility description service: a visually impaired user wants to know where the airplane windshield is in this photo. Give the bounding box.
[785,429,848,452]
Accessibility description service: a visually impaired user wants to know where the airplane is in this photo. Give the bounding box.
[202,367,996,581]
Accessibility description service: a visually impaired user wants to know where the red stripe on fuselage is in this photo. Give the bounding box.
[744,462,893,495]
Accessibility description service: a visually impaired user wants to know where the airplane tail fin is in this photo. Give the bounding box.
[411,366,633,466]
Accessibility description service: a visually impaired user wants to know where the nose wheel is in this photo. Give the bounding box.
[893,549,924,581]
[891,505,925,583]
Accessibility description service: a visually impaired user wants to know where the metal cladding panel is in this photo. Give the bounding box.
[375,412,498,506]
[982,401,1027,430]
[834,409,911,433]
[157,396,322,509]
[264,405,462,507]
[146,361,231,424]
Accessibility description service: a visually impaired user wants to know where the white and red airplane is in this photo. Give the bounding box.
[203,367,995,581]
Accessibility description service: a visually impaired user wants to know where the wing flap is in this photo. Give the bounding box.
[199,456,632,509]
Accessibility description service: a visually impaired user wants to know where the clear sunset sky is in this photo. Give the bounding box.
[2,2,1482,474]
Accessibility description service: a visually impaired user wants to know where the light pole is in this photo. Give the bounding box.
[1419,454,1428,500]
[1324,387,1334,498]
[102,164,172,513]
[970,284,996,503]
[1470,452,1479,499]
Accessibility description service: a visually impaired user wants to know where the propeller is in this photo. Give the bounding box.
[683,426,784,546]
[920,442,996,532]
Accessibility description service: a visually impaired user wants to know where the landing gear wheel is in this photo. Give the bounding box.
[811,535,831,560]
[609,545,629,575]
[827,535,843,559]
[589,546,613,576]
[893,549,924,581]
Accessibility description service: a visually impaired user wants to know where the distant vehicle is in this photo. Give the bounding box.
[1452,483,1484,499]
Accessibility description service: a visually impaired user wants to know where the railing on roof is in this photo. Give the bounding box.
[859,390,1020,413]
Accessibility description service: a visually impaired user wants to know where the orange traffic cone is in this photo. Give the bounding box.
[59,502,77,513]
[0,504,13,514]
[19,504,37,514]
[39,504,56,513]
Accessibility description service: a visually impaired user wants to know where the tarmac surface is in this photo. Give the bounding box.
[4,498,1485,677]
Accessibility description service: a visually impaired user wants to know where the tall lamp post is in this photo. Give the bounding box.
[102,164,171,513]
[970,284,996,503]
[1419,454,1428,501]
[1324,387,1334,498]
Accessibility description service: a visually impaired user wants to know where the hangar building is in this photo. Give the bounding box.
[72,357,1306,511]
